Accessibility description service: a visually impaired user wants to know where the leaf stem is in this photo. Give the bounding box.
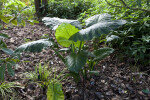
[78,41,82,54]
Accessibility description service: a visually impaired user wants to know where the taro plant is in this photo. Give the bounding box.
[15,13,126,81]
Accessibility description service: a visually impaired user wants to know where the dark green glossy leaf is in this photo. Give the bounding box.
[69,20,126,42]
[0,33,9,39]
[1,48,14,56]
[93,48,114,61]
[7,63,14,76]
[15,39,53,53]
[42,17,82,30]
[47,82,64,100]
[0,64,6,81]
[65,52,87,73]
[85,13,111,27]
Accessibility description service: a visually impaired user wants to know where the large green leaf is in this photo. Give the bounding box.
[47,82,64,100]
[93,48,114,61]
[15,39,53,53]
[69,20,126,42]
[85,13,112,27]
[65,52,87,73]
[55,23,81,47]
[42,17,82,30]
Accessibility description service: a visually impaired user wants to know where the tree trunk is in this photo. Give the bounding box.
[42,0,48,17]
[34,0,48,19]
[34,0,42,18]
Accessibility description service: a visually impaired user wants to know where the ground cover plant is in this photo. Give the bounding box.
[0,0,150,100]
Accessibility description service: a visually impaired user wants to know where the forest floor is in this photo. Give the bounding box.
[0,23,150,100]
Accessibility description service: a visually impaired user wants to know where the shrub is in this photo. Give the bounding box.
[46,0,94,19]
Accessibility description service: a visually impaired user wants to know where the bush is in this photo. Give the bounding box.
[46,0,94,19]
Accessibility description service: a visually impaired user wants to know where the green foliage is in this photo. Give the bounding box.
[78,0,150,66]
[46,0,94,19]
[106,20,150,65]
[47,82,64,100]
[69,14,126,42]
[0,82,20,99]
[0,0,37,27]
[93,48,114,61]
[42,17,82,30]
[25,63,51,87]
[65,52,87,73]
[15,39,54,53]
[55,23,81,47]
[25,63,65,100]
[0,33,20,81]
[17,14,125,82]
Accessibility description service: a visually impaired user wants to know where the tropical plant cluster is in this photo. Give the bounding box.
[0,0,149,99]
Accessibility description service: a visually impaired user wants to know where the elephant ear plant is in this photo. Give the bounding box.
[15,13,126,81]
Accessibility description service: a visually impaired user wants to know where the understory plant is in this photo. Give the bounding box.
[15,13,126,82]
[47,0,94,19]
[0,82,20,99]
[0,33,20,81]
[25,63,65,100]
[106,17,150,66]
[0,0,38,28]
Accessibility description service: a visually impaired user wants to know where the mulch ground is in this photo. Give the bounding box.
[0,23,150,100]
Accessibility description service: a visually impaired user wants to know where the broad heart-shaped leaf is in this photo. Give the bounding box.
[42,17,82,30]
[55,23,81,47]
[69,20,126,42]
[47,82,64,100]
[93,48,114,61]
[85,13,112,27]
[65,52,88,73]
[15,39,53,53]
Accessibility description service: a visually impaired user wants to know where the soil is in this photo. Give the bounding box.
[0,23,150,100]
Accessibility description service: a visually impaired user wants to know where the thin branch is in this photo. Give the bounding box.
[105,0,150,13]
[119,0,127,7]
[105,0,122,8]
